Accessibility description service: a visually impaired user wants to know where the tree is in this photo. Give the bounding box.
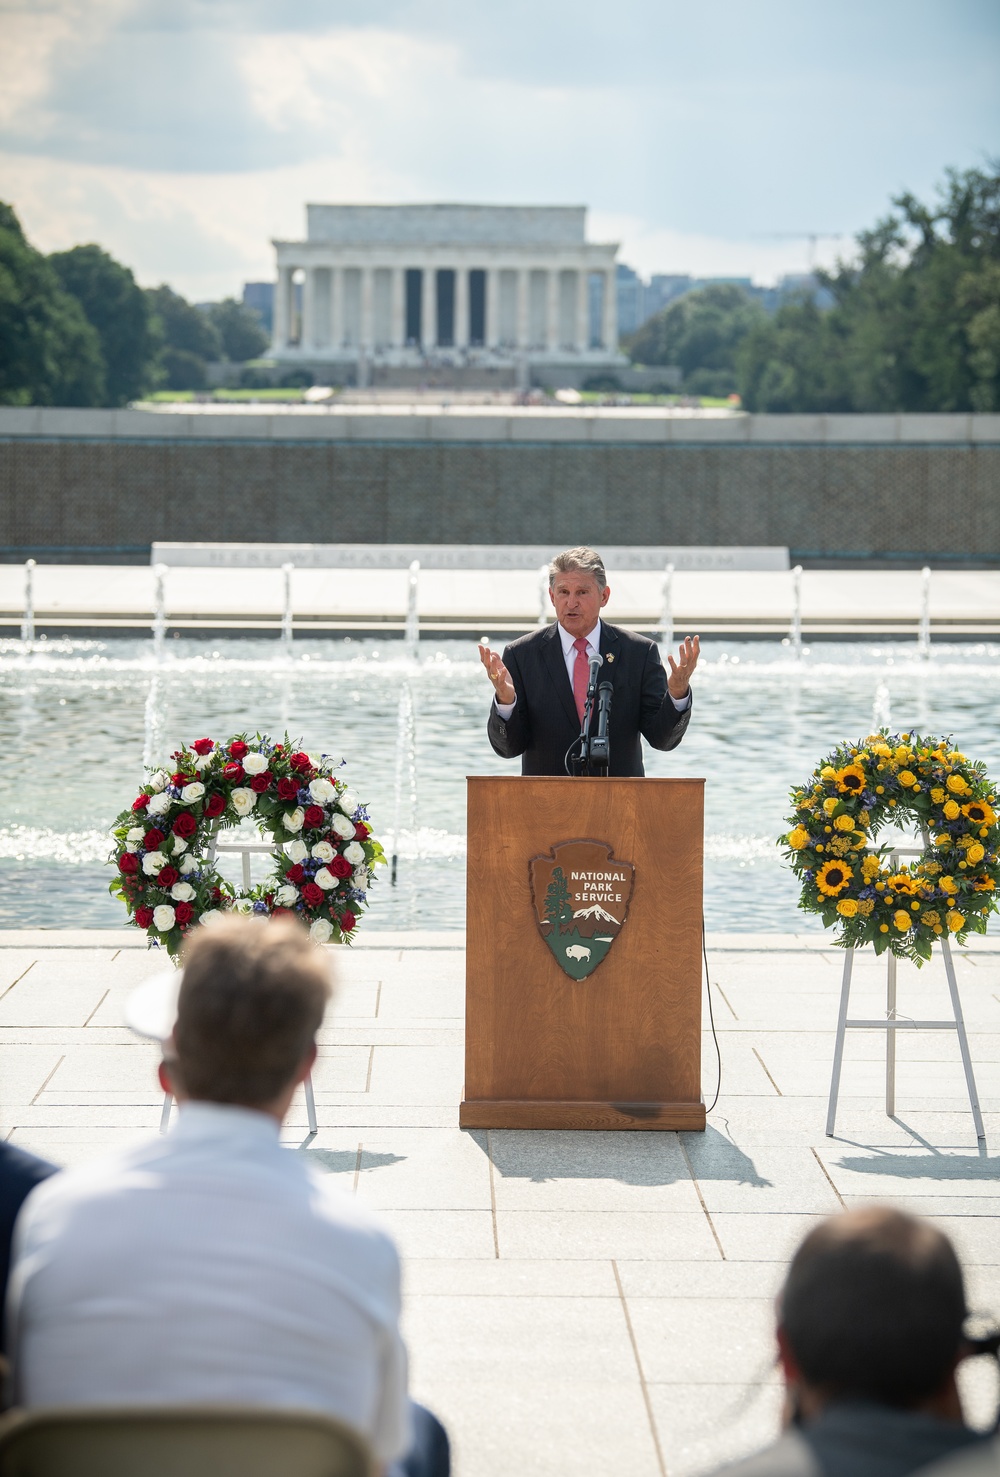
[543,867,574,934]
[0,202,106,406]
[205,298,270,362]
[48,244,158,406]
[626,284,765,396]
[146,285,223,391]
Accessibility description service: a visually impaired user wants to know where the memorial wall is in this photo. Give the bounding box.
[0,410,998,564]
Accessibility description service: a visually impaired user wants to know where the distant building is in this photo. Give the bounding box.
[269,204,625,387]
[242,282,275,333]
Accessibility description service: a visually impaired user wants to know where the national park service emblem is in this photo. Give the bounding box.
[529,840,634,980]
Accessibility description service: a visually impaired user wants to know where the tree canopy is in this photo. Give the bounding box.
[0,204,107,407]
[49,244,158,406]
[205,297,270,362]
[626,283,764,397]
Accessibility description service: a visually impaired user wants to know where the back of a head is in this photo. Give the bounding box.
[780,1207,967,1409]
[173,915,331,1108]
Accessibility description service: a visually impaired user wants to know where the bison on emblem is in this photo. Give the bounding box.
[529,839,635,980]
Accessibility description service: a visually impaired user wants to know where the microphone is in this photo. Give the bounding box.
[590,681,614,767]
[585,651,603,712]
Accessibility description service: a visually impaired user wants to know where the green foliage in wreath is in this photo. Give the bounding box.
[110,733,385,959]
[779,730,999,963]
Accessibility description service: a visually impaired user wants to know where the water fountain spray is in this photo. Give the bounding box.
[152,563,167,663]
[659,562,675,651]
[918,565,932,660]
[281,562,295,658]
[405,561,420,657]
[390,682,417,886]
[537,564,550,625]
[20,559,35,649]
[790,565,803,659]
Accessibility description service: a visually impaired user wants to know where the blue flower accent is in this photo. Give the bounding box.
[252,901,269,915]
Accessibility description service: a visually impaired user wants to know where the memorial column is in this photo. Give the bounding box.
[273,265,292,351]
[391,265,405,348]
[454,267,469,348]
[486,266,500,348]
[576,266,589,351]
[330,266,341,348]
[516,267,530,349]
[421,264,436,350]
[301,267,316,351]
[546,268,559,351]
[360,267,374,350]
[602,269,617,351]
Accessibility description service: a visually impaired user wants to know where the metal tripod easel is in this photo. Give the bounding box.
[159,825,318,1135]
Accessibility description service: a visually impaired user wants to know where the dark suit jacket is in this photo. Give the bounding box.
[487,620,691,776]
[0,1142,55,1355]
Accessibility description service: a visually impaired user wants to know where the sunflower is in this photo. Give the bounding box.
[835,765,865,795]
[963,800,996,827]
[816,860,853,896]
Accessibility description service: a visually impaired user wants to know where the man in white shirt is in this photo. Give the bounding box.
[7,916,448,1477]
[481,546,698,775]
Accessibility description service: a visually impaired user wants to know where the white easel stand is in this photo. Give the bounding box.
[825,846,985,1145]
[160,826,318,1136]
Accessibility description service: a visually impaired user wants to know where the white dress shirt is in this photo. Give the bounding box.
[7,1102,410,1464]
[494,619,691,718]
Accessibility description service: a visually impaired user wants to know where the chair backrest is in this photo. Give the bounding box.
[0,1405,373,1477]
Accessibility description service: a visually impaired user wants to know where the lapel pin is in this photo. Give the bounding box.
[606,653,615,664]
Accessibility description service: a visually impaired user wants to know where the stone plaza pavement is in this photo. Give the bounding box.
[2,928,1000,1475]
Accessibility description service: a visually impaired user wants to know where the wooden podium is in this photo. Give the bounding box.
[460,775,706,1131]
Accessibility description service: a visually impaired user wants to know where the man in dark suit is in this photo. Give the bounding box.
[480,546,698,776]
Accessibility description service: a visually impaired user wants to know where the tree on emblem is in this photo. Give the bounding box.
[544,867,574,934]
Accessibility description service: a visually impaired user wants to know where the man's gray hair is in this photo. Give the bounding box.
[548,547,607,589]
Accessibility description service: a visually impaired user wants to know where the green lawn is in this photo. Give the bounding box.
[143,388,310,404]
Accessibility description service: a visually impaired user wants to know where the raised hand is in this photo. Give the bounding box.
[478,642,516,706]
[666,634,700,699]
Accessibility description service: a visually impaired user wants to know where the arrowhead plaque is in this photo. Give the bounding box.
[529,839,635,980]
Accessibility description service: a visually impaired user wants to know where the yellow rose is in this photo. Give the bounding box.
[947,774,969,795]
[943,800,960,820]
[873,743,891,758]
[967,843,985,864]
[837,899,859,917]
[934,834,950,847]
[893,911,911,931]
[834,814,855,832]
[947,910,965,932]
[930,788,945,804]
[820,766,837,780]
[894,746,911,763]
[823,798,839,815]
[898,770,916,788]
[788,827,810,850]
[940,876,958,895]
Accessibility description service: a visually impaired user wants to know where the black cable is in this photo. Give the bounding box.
[702,920,722,1114]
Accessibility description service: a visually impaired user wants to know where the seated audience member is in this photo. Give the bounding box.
[0,1143,55,1359]
[6,916,448,1477]
[709,1207,986,1477]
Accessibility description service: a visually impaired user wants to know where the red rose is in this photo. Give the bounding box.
[204,792,225,819]
[303,805,325,829]
[192,738,214,755]
[171,772,186,786]
[158,866,179,888]
[277,776,299,800]
[134,906,154,929]
[354,822,370,839]
[285,863,305,884]
[119,852,140,875]
[131,794,149,812]
[211,886,224,902]
[272,907,294,918]
[223,762,245,783]
[250,772,272,793]
[339,911,356,933]
[143,827,165,850]
[229,740,248,760]
[172,812,197,838]
[273,744,284,754]
[331,855,352,878]
[174,901,194,926]
[290,751,312,773]
[301,882,324,908]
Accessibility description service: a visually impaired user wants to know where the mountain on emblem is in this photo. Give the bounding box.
[529,840,635,980]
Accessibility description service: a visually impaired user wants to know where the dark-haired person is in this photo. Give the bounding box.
[708,1207,986,1477]
[0,1142,55,1367]
[480,546,698,776]
[6,917,448,1477]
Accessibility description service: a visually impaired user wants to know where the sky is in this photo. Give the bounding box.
[1,0,998,302]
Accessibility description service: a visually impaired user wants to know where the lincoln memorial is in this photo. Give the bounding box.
[270,204,626,388]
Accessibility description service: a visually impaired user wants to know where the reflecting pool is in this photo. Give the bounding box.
[1,636,998,933]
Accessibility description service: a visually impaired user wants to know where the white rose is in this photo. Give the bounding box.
[343,841,365,867]
[146,792,171,817]
[308,777,336,805]
[311,841,335,863]
[124,841,139,853]
[152,904,176,932]
[179,854,198,875]
[180,782,205,804]
[314,867,336,891]
[149,770,170,793]
[242,752,268,775]
[192,751,214,771]
[171,834,189,854]
[126,826,145,842]
[309,918,333,944]
[276,884,299,906]
[329,813,354,840]
[233,897,254,914]
[231,788,256,816]
[200,908,224,927]
[352,868,368,888]
[339,790,360,816]
[285,839,308,863]
[142,851,167,875]
[170,881,196,901]
[283,807,305,832]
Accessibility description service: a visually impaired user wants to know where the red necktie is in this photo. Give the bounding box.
[572,637,590,724]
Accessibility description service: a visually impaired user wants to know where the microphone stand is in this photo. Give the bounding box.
[589,681,613,776]
[564,654,603,776]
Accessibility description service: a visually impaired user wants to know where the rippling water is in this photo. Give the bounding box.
[1,635,998,932]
